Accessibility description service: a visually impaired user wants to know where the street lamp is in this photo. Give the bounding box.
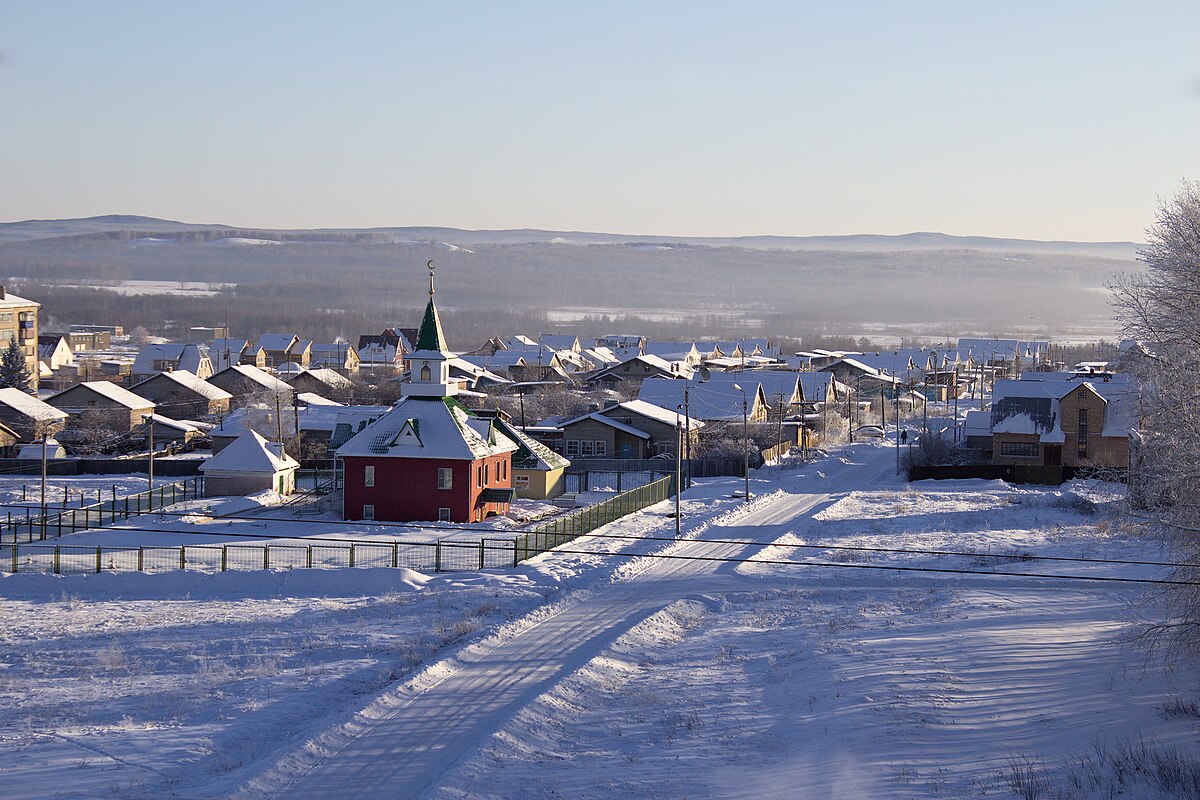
[731,383,750,503]
[143,413,155,497]
[674,404,683,538]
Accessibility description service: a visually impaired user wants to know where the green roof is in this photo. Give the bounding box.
[415,297,448,353]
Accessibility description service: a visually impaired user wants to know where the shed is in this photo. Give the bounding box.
[200,429,299,497]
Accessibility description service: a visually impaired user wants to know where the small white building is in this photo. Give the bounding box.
[200,429,299,497]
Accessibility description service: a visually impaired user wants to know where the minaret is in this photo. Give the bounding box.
[401,261,458,399]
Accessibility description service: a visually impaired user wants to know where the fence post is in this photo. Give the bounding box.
[391,543,397,568]
[307,545,313,569]
[435,540,442,572]
[221,545,227,572]
[95,546,102,574]
[138,546,144,572]
[180,546,186,570]
[263,546,269,570]
[72,509,77,534]
[513,536,520,567]
[349,543,355,568]
[53,545,60,575]
[11,543,16,573]
[479,539,485,570]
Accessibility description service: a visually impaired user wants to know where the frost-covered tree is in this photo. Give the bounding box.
[0,339,30,392]
[1112,180,1200,656]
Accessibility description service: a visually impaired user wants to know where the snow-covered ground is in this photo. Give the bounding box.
[0,475,174,513]
[0,439,1196,799]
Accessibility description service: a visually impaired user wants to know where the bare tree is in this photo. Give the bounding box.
[1112,180,1200,657]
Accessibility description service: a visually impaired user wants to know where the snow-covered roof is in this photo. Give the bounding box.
[210,364,291,393]
[964,409,991,437]
[256,333,299,352]
[142,414,201,433]
[132,369,232,401]
[336,397,518,461]
[0,387,69,421]
[492,417,571,471]
[298,404,390,433]
[637,378,752,422]
[300,368,353,388]
[51,381,154,410]
[201,429,299,474]
[130,343,211,376]
[611,399,705,429]
[0,289,40,309]
[559,412,651,439]
[297,392,343,406]
[797,372,835,401]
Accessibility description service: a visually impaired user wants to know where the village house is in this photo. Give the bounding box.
[130,369,233,419]
[989,375,1137,469]
[135,414,207,449]
[558,399,704,459]
[0,286,41,390]
[47,381,156,433]
[130,343,214,383]
[338,265,517,523]
[207,364,293,407]
[254,334,304,370]
[209,338,256,371]
[287,368,354,398]
[588,353,691,389]
[37,334,74,373]
[0,387,68,441]
[309,342,360,373]
[471,409,572,499]
[201,429,299,497]
[637,377,769,424]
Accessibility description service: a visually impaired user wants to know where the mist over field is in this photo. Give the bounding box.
[1,215,1138,346]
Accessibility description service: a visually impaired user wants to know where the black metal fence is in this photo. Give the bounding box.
[1,477,205,544]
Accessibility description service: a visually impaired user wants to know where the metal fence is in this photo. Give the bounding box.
[564,470,669,494]
[3,536,521,576]
[0,476,678,576]
[514,475,675,564]
[0,477,205,544]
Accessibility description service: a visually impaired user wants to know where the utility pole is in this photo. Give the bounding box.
[293,390,300,454]
[674,408,682,539]
[683,383,691,488]
[40,431,48,539]
[275,392,283,444]
[144,414,154,495]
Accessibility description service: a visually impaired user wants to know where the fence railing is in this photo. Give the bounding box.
[564,470,669,494]
[1,477,205,544]
[0,476,680,576]
[514,475,675,564]
[3,536,520,576]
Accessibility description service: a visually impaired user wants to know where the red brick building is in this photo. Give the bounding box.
[338,264,517,523]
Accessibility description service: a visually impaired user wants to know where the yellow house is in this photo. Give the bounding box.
[492,415,570,500]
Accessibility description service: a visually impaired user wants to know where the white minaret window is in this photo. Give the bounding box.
[420,363,431,382]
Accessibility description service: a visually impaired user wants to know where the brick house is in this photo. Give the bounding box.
[990,376,1136,469]
[338,266,516,523]
[0,286,41,389]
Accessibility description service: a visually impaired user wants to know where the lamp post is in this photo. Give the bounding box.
[143,413,154,495]
[40,431,48,538]
[674,405,683,538]
[732,383,750,503]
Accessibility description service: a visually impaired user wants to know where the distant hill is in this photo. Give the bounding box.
[0,216,1141,259]
[0,215,1138,343]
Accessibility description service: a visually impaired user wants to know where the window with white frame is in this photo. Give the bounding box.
[364,465,375,487]
[437,467,453,490]
[362,504,375,520]
[438,507,451,522]
[565,440,581,456]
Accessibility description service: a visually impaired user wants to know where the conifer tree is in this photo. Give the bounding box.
[0,339,30,392]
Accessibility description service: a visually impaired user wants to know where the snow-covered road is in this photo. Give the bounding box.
[243,448,899,799]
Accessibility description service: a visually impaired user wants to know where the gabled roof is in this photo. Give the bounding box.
[493,417,571,471]
[336,397,517,460]
[51,381,154,410]
[637,378,758,422]
[209,364,291,393]
[256,333,299,352]
[132,369,232,401]
[559,412,651,439]
[290,367,353,389]
[604,399,705,429]
[0,388,69,421]
[201,429,299,474]
[131,343,210,376]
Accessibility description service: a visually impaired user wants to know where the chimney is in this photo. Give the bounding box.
[0,285,5,299]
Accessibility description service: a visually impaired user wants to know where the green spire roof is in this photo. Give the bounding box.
[415,296,448,353]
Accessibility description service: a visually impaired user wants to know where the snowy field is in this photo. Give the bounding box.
[0,475,172,513]
[0,440,1196,799]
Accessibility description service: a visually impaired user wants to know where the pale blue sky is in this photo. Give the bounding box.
[2,1,1197,240]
